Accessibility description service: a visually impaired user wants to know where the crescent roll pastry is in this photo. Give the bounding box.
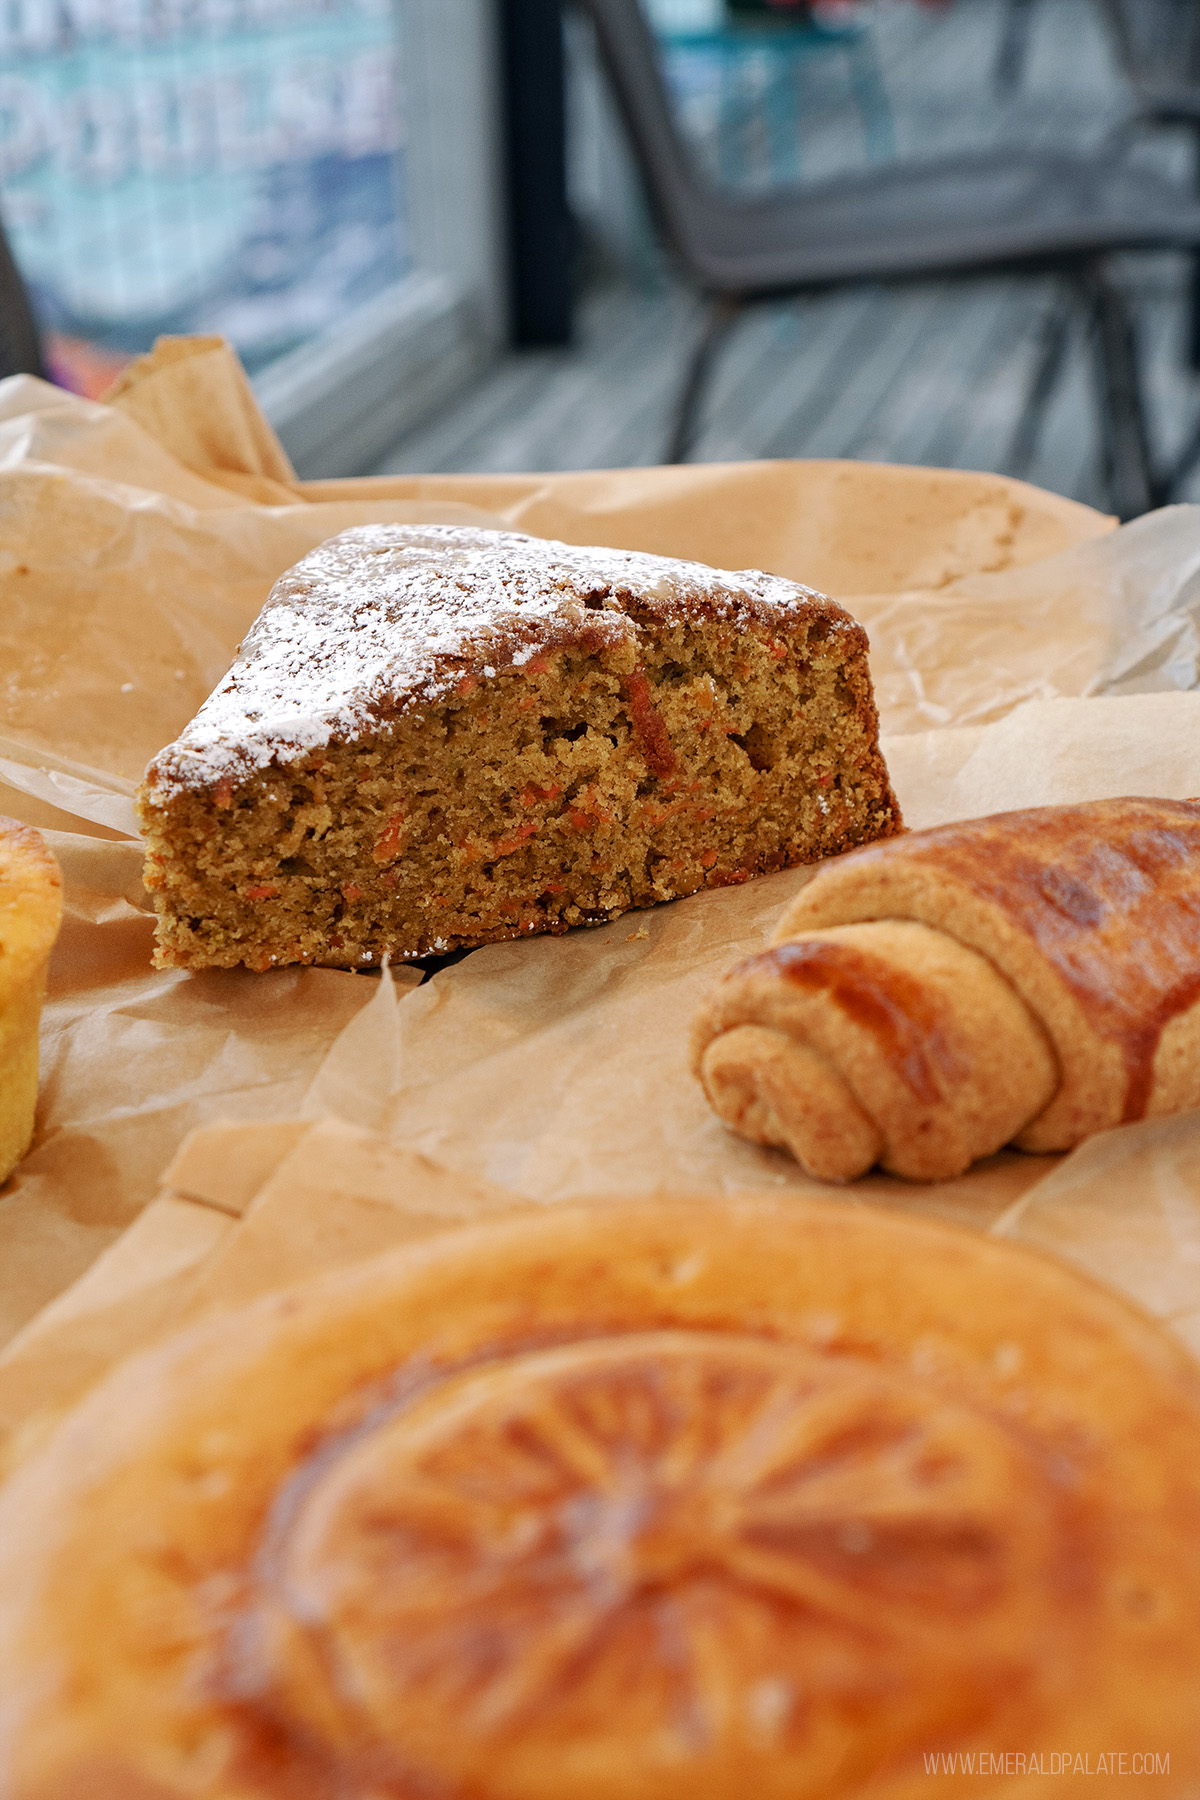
[2,1199,1200,1799]
[693,798,1200,1182]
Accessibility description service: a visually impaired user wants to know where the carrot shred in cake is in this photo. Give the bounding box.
[136,525,901,970]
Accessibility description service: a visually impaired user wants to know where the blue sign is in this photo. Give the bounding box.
[0,0,407,370]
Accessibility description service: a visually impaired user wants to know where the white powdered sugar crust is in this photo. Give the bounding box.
[144,523,850,799]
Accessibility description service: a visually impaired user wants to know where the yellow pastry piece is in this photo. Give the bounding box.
[0,817,63,1185]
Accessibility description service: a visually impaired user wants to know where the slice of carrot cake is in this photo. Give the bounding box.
[136,524,901,970]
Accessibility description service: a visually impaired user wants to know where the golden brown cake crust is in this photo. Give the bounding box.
[137,526,901,970]
[0,816,63,1184]
[2,1200,1200,1800]
[0,816,62,975]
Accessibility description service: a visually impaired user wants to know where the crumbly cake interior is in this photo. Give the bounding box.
[142,611,897,970]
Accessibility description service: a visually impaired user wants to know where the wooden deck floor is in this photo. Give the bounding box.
[374,0,1200,512]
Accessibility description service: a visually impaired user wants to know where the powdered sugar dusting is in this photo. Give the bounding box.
[143,523,847,799]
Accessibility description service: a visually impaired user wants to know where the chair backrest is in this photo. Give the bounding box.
[1094,0,1200,89]
[572,0,732,272]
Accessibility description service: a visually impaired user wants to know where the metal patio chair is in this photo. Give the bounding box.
[996,0,1200,110]
[576,0,1200,518]
[1095,0,1200,362]
[995,0,1200,493]
[1096,0,1200,110]
[651,2,894,188]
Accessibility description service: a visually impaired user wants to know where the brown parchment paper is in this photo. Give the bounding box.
[248,692,1200,1214]
[0,1117,538,1471]
[3,333,1200,1403]
[994,1111,1200,1360]
[0,825,423,1348]
[5,1091,1199,1478]
[855,504,1200,734]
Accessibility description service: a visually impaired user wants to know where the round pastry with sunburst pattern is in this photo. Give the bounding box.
[1,1199,1199,1798]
